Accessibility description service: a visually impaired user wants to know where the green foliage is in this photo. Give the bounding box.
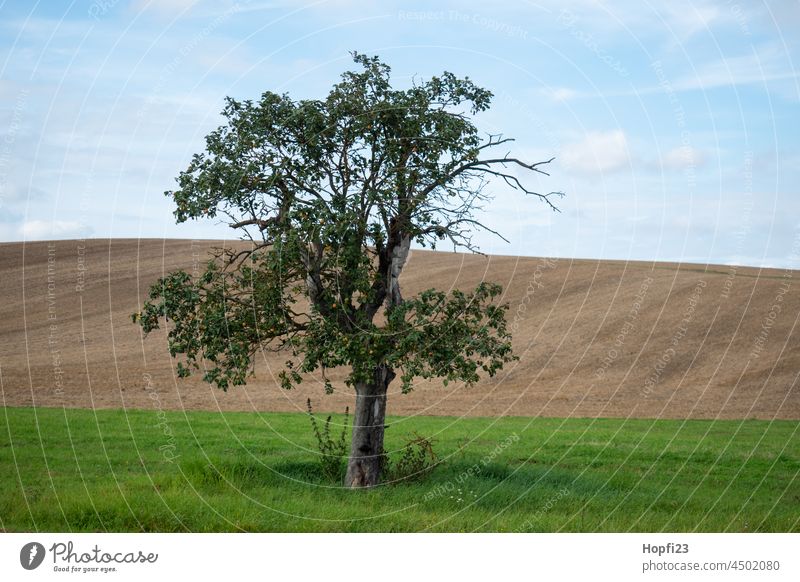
[383,433,439,484]
[386,282,516,392]
[306,399,349,482]
[133,51,560,397]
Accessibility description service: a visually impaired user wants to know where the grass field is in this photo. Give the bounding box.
[1,406,797,532]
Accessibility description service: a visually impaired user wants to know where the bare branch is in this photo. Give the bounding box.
[230,217,275,230]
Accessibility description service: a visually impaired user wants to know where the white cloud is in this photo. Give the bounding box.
[538,87,579,102]
[562,130,630,174]
[538,0,726,41]
[130,0,199,18]
[656,2,722,42]
[20,220,92,240]
[658,146,709,170]
[0,184,47,204]
[671,43,797,93]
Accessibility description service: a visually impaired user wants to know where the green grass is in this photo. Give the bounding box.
[1,406,798,532]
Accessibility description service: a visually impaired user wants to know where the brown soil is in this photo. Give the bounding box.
[1,239,798,419]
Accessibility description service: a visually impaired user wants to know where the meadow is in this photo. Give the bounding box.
[1,406,797,532]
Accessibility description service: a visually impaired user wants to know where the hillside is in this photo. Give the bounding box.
[0,239,797,419]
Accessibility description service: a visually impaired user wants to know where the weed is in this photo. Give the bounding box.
[383,432,438,483]
[306,399,349,482]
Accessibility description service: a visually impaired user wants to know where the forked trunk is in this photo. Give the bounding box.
[345,364,395,488]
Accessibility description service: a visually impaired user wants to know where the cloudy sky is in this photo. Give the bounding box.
[1,0,798,267]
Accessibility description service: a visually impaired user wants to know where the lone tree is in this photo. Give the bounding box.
[134,53,561,487]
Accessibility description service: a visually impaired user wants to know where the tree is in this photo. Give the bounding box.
[133,53,562,487]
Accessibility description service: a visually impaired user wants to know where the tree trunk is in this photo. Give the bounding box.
[345,364,395,488]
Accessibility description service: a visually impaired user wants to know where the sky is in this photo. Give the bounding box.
[0,0,798,267]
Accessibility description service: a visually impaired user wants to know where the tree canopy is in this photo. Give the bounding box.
[133,52,561,486]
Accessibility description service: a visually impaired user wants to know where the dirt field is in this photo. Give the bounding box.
[0,239,798,419]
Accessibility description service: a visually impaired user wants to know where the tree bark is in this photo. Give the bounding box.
[345,364,395,488]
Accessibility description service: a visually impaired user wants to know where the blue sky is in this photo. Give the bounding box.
[0,0,798,267]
